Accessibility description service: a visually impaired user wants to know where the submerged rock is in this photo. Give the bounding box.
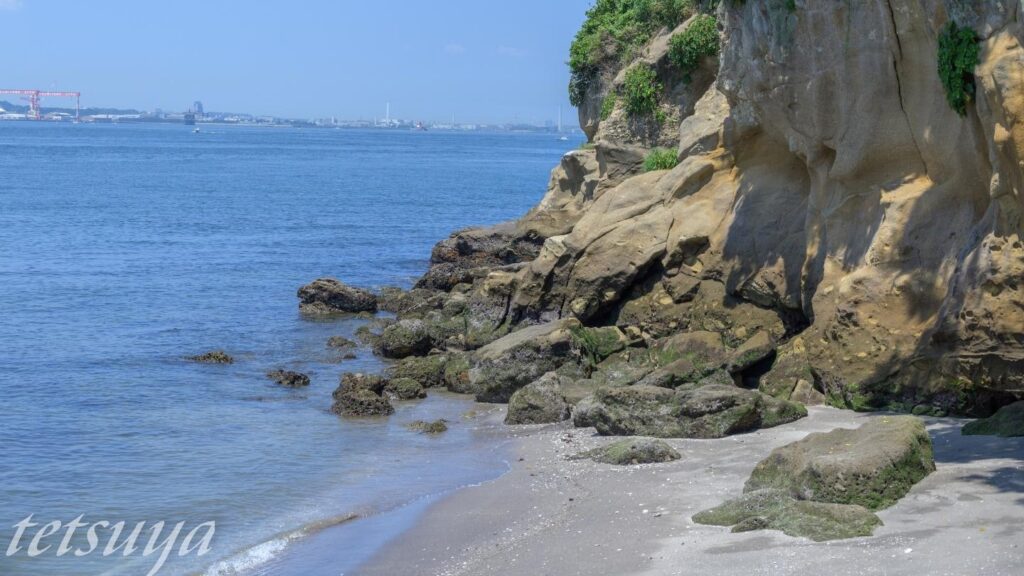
[505,373,572,425]
[330,373,394,417]
[574,383,805,439]
[575,438,681,465]
[326,336,356,349]
[962,401,1024,437]
[266,369,310,388]
[186,350,234,364]
[695,416,935,541]
[407,419,449,434]
[297,278,377,315]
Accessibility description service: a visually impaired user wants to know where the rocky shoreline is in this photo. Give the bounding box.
[187,0,1024,570]
[272,0,1024,561]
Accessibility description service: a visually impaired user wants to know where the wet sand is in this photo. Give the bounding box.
[356,406,1024,576]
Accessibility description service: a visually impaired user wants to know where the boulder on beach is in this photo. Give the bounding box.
[745,416,935,510]
[186,350,234,364]
[693,489,883,542]
[505,373,572,425]
[575,438,681,465]
[331,373,394,417]
[298,278,378,315]
[695,416,935,541]
[574,383,806,439]
[267,369,310,388]
[962,401,1024,438]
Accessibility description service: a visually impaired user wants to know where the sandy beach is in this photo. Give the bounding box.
[357,407,1024,576]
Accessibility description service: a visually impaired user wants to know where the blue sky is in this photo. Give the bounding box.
[0,0,593,122]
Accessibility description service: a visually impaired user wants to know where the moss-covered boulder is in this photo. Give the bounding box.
[384,377,426,400]
[575,438,681,465]
[695,416,934,541]
[570,325,629,366]
[652,331,729,369]
[443,353,473,393]
[374,319,435,359]
[505,373,572,425]
[693,489,883,541]
[385,354,448,388]
[574,383,806,438]
[962,401,1024,437]
[468,319,581,403]
[331,373,394,417]
[745,416,935,510]
[266,369,310,388]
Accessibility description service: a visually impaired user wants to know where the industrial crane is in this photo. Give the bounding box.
[0,89,81,120]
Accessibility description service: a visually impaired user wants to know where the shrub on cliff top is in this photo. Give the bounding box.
[644,148,679,171]
[623,64,662,117]
[568,0,696,106]
[668,14,719,82]
[938,21,980,117]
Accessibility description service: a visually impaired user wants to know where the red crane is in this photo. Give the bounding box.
[0,89,81,120]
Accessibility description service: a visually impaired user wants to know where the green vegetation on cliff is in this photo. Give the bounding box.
[569,0,697,106]
[938,21,980,116]
[668,14,719,82]
[623,64,663,116]
[644,148,680,171]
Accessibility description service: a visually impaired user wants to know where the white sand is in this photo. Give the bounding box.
[357,406,1024,576]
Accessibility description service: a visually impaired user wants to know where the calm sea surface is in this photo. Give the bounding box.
[0,122,580,575]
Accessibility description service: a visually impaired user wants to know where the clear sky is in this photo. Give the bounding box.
[0,0,593,123]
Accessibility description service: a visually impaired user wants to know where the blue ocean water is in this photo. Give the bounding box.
[0,122,580,575]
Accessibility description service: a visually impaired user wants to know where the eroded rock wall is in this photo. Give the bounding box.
[414,0,1024,416]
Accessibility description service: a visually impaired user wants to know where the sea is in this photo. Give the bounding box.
[0,122,581,575]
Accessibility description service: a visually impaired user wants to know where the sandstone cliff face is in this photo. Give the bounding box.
[424,0,1024,416]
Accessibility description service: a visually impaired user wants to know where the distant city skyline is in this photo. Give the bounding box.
[0,0,593,123]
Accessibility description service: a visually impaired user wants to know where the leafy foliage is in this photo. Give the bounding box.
[668,14,720,82]
[937,21,980,117]
[623,64,662,117]
[568,0,696,106]
[600,93,618,120]
[644,148,679,171]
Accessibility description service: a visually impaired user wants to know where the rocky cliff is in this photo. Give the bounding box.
[357,0,1024,420]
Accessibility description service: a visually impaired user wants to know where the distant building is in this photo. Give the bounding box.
[193,101,204,116]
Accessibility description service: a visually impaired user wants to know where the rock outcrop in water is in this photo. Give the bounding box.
[298,278,378,315]
[186,350,234,364]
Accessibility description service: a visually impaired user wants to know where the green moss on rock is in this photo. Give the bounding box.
[694,489,882,542]
[745,416,935,511]
[962,401,1024,437]
[575,437,681,465]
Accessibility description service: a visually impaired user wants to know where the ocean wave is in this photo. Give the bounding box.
[200,513,358,576]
